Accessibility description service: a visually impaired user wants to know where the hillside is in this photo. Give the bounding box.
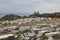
[1,12,60,21]
[0,14,22,21]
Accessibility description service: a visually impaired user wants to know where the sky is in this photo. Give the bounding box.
[0,0,60,16]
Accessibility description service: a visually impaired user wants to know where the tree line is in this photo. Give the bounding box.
[0,11,60,21]
[30,11,60,18]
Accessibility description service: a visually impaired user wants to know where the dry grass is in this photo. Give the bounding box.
[1,18,60,28]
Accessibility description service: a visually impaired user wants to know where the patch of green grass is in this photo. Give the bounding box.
[40,33,48,40]
[15,31,23,40]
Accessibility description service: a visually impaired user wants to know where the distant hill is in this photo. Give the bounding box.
[1,12,60,21]
[0,12,31,18]
[0,14,22,21]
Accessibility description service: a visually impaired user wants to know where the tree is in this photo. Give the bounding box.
[30,11,40,17]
